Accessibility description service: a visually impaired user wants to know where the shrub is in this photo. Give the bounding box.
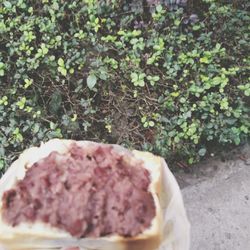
[0,0,249,173]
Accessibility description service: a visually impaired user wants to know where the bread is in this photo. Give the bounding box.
[0,139,164,250]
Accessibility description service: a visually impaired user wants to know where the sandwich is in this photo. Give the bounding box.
[0,139,164,250]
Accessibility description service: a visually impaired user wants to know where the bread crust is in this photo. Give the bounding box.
[0,139,163,250]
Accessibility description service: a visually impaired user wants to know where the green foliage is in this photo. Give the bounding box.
[87,74,98,90]
[0,0,249,173]
[131,72,146,87]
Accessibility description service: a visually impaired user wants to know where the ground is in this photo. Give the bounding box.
[176,144,250,250]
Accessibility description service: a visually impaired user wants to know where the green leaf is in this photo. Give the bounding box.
[174,19,181,26]
[0,22,6,33]
[130,72,138,81]
[28,7,33,13]
[139,73,146,80]
[200,57,209,64]
[138,80,145,87]
[171,92,180,97]
[33,123,40,134]
[58,58,64,66]
[60,67,67,76]
[193,25,200,31]
[240,125,248,134]
[188,158,194,165]
[49,55,55,61]
[49,91,62,114]
[24,79,33,89]
[0,160,4,170]
[156,5,163,12]
[198,148,207,157]
[147,57,155,65]
[212,76,222,85]
[49,122,57,130]
[153,76,160,81]
[141,116,147,123]
[87,74,97,90]
[148,121,155,127]
[56,35,62,41]
[244,89,250,96]
[16,97,26,109]
[3,1,12,9]
[71,114,77,122]
[168,130,176,137]
[52,2,59,10]
[180,97,186,103]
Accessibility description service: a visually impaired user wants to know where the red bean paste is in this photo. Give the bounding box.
[2,144,156,238]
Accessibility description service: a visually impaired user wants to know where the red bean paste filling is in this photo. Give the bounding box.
[2,144,156,238]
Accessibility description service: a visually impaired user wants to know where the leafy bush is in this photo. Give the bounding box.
[0,0,249,173]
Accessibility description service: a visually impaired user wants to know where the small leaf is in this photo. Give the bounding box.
[28,7,33,13]
[49,55,55,61]
[3,1,12,9]
[244,89,250,96]
[141,116,147,123]
[156,4,163,12]
[174,19,181,26]
[130,72,138,81]
[188,158,194,164]
[87,74,97,90]
[0,160,4,170]
[198,148,207,157]
[138,80,145,87]
[180,97,186,103]
[58,58,64,66]
[171,92,180,97]
[147,57,155,65]
[50,122,56,130]
[193,25,200,31]
[139,73,145,80]
[24,78,33,89]
[212,76,222,85]
[200,57,209,64]
[215,43,221,50]
[33,123,40,134]
[168,131,176,137]
[56,35,62,41]
[60,68,67,76]
[153,76,160,81]
[71,114,77,122]
[49,91,62,114]
[149,121,155,127]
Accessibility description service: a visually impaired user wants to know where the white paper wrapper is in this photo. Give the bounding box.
[0,141,190,250]
[158,159,190,250]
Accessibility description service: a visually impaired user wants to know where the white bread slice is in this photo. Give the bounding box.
[0,139,164,250]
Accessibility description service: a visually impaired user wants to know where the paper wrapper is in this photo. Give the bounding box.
[0,141,190,250]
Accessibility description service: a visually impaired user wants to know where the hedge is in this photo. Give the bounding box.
[0,0,249,173]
